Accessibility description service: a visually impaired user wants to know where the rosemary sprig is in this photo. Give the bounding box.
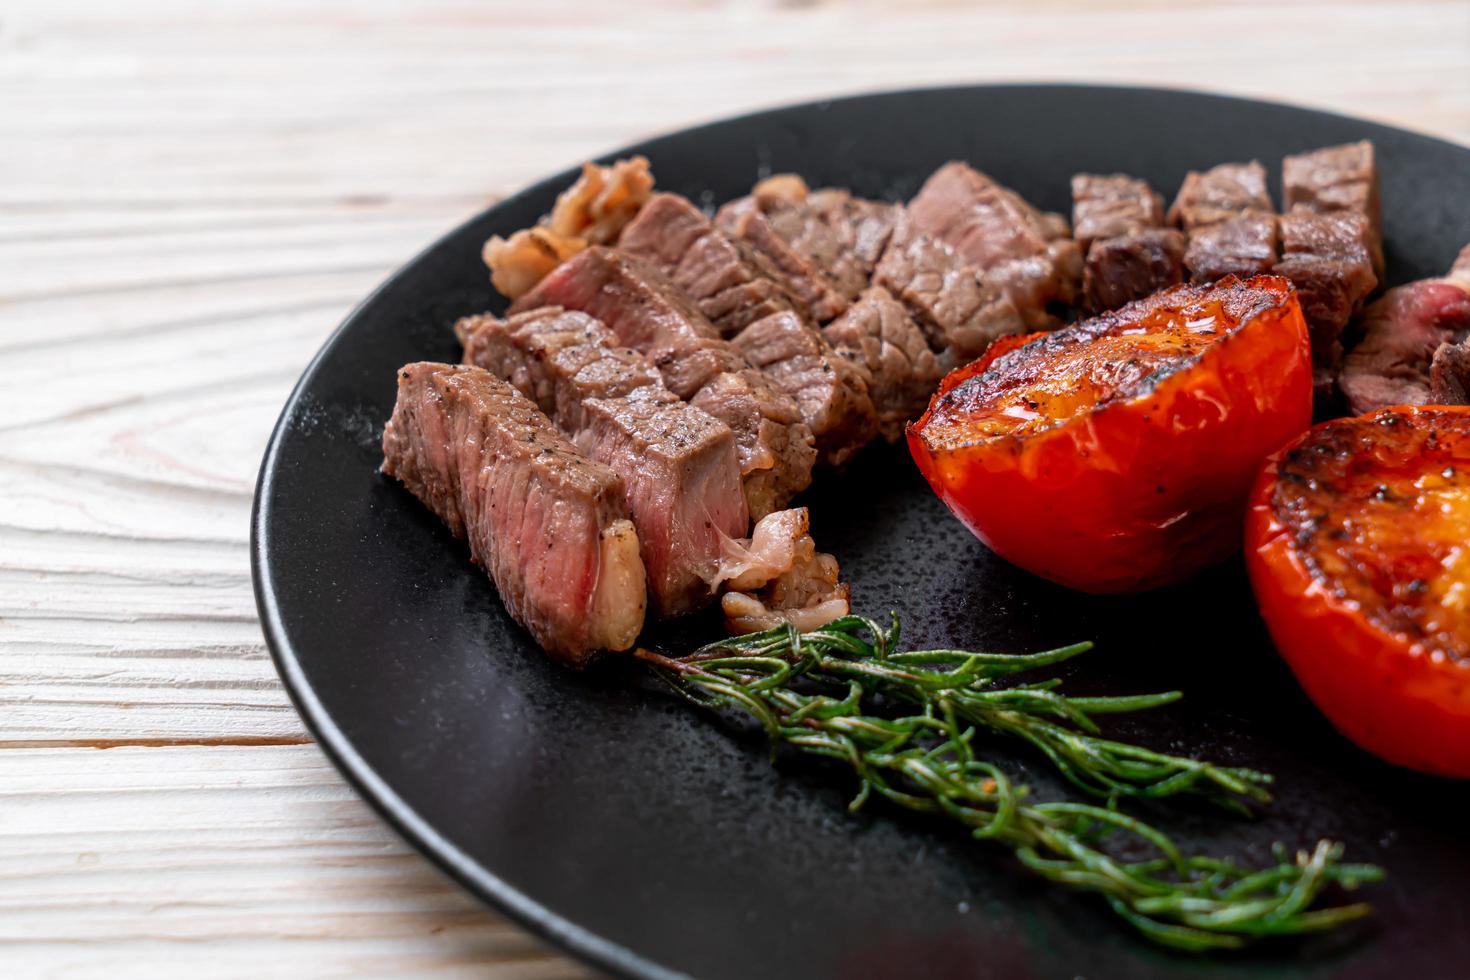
[638,614,1382,952]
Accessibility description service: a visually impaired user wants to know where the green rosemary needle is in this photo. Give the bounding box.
[637,614,1383,952]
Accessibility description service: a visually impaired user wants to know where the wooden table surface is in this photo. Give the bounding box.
[4,1,1467,975]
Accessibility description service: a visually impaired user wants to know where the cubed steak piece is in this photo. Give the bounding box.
[873,220,1026,365]
[1184,212,1279,284]
[1283,141,1383,276]
[1274,206,1379,392]
[1071,174,1166,250]
[906,162,1082,327]
[457,309,748,616]
[822,286,942,440]
[731,311,879,465]
[1167,161,1273,231]
[1431,338,1470,404]
[718,176,902,304]
[381,363,645,663]
[1082,228,1188,313]
[1337,260,1470,415]
[510,247,815,518]
[618,192,795,336]
[1071,173,1183,311]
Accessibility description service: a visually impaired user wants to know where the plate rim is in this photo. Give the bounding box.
[249,81,1468,980]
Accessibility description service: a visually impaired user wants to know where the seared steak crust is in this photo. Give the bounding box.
[1168,161,1273,231]
[822,286,942,440]
[1083,228,1187,314]
[381,363,645,663]
[1184,212,1279,284]
[1274,206,1379,391]
[1283,141,1383,277]
[1071,173,1166,250]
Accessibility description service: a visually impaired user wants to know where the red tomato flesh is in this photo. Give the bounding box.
[909,276,1312,592]
[1247,406,1470,776]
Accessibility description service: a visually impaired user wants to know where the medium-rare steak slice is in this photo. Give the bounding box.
[906,161,1082,327]
[619,193,795,337]
[1274,206,1379,393]
[1183,212,1278,284]
[578,391,747,616]
[1082,228,1187,314]
[731,311,879,466]
[381,363,645,663]
[874,220,1026,364]
[1167,161,1273,231]
[457,309,748,616]
[510,247,815,518]
[1071,173,1166,250]
[1338,265,1470,414]
[718,177,902,304]
[822,286,942,441]
[1283,141,1383,277]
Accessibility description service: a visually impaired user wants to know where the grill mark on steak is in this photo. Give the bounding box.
[381,363,646,663]
[509,246,815,518]
[457,308,749,617]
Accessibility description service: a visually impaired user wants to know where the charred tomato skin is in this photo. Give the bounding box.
[1246,405,1470,777]
[908,277,1313,593]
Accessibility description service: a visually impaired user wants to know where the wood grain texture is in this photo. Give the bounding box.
[2,0,1465,975]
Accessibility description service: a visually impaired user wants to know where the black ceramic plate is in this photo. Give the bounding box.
[253,85,1470,980]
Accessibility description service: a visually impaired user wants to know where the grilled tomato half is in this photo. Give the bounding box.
[1246,406,1470,776]
[908,276,1311,592]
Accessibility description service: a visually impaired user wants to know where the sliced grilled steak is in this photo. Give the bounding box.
[1168,161,1273,231]
[873,219,1026,364]
[1338,274,1470,414]
[457,309,748,616]
[381,363,645,663]
[1082,228,1188,314]
[731,311,879,466]
[1283,141,1383,277]
[510,247,815,518]
[716,197,850,322]
[822,286,942,440]
[456,308,660,432]
[906,161,1082,327]
[1184,212,1279,283]
[618,192,795,336]
[1071,173,1166,250]
[1274,206,1379,393]
[719,178,902,303]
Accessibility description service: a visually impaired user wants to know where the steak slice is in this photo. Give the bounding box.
[1283,141,1383,277]
[731,311,879,466]
[1338,276,1470,414]
[456,307,660,432]
[1082,228,1187,314]
[1167,161,1273,231]
[457,309,748,616]
[511,247,815,517]
[1071,173,1166,250]
[618,192,795,337]
[1184,212,1279,283]
[381,363,646,663]
[822,286,942,440]
[716,197,850,322]
[873,219,1026,364]
[906,161,1082,327]
[1274,206,1379,392]
[719,178,902,303]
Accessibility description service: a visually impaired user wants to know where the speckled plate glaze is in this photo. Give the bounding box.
[253,85,1470,980]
